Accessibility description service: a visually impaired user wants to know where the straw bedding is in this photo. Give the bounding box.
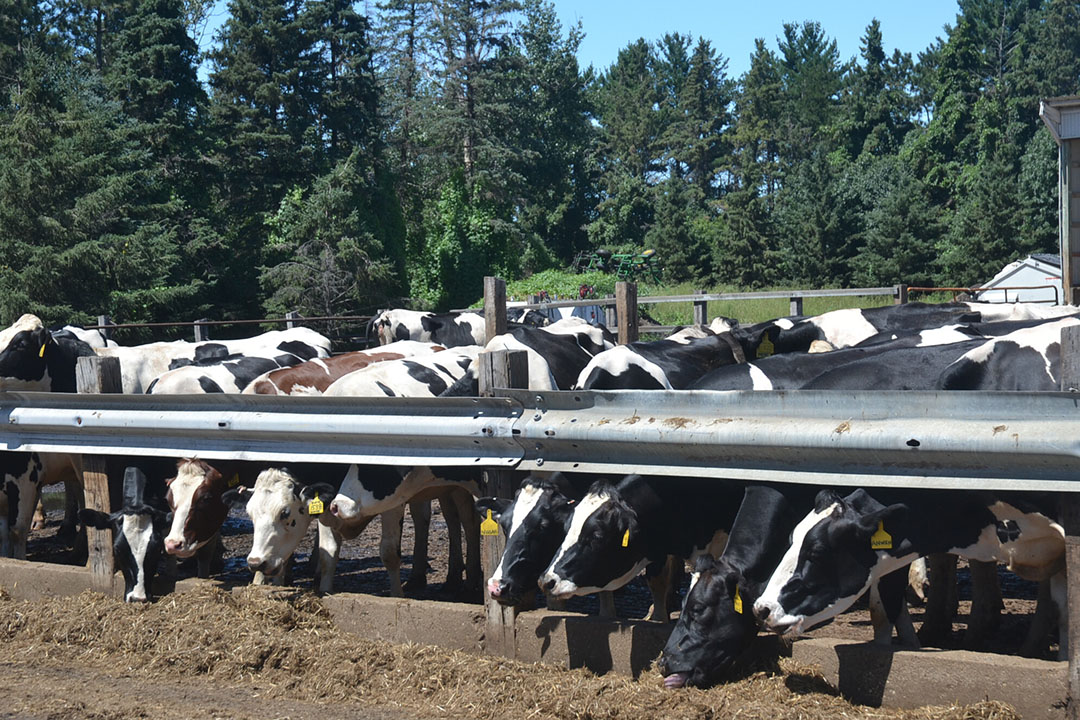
[0,586,1020,720]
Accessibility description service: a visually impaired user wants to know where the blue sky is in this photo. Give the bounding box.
[550,1,960,78]
[197,1,961,81]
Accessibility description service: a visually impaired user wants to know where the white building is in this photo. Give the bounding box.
[975,253,1063,304]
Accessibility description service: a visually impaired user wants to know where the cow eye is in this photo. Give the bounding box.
[280,507,291,521]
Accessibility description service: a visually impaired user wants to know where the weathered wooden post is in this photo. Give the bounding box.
[194,318,210,342]
[789,295,803,317]
[285,311,300,329]
[96,315,115,342]
[1061,324,1080,719]
[692,290,708,326]
[76,356,122,595]
[478,349,528,657]
[483,276,507,344]
[615,281,638,345]
[894,284,909,305]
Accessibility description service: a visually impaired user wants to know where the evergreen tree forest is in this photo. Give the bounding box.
[1,0,1078,325]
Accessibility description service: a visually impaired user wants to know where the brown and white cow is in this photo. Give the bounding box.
[242,340,444,396]
[162,459,264,577]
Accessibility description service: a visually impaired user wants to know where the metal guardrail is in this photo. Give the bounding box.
[0,392,521,467]
[0,389,1078,492]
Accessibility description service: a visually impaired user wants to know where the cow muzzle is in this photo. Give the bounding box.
[164,537,197,558]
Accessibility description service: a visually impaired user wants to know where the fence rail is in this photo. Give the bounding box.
[2,388,1079,492]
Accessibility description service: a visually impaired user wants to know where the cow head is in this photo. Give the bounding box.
[753,489,911,637]
[224,468,333,578]
[0,315,54,391]
[658,554,758,688]
[0,452,42,559]
[328,464,409,523]
[78,467,170,603]
[477,474,578,606]
[164,459,230,557]
[540,478,649,598]
[372,310,422,345]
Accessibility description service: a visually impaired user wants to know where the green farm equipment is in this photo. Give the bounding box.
[570,248,661,283]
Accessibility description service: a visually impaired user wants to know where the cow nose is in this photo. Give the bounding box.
[752,602,771,624]
[487,579,502,598]
[542,577,556,592]
[164,539,182,554]
[329,501,340,516]
[248,556,266,573]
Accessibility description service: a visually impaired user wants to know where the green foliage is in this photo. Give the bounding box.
[501,270,617,303]
[261,152,396,317]
[0,0,1076,329]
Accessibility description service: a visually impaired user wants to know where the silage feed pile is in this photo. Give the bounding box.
[0,587,1020,720]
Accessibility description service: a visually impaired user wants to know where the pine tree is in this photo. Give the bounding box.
[0,48,197,324]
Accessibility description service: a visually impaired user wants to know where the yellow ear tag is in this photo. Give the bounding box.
[733,585,744,614]
[227,473,240,488]
[307,494,324,515]
[870,520,892,550]
[38,342,45,358]
[621,529,630,547]
[480,509,499,536]
[757,335,774,357]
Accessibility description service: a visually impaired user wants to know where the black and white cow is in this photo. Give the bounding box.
[752,488,1066,656]
[441,322,607,396]
[372,309,486,347]
[728,301,1070,360]
[0,452,44,558]
[325,464,481,596]
[77,462,174,603]
[146,337,327,394]
[937,317,1080,391]
[95,327,331,394]
[323,346,481,397]
[574,322,744,390]
[0,314,97,392]
[658,484,916,689]
[507,307,551,327]
[476,472,607,607]
[54,325,117,349]
[539,474,744,621]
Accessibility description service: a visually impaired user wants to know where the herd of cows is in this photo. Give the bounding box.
[0,298,1078,690]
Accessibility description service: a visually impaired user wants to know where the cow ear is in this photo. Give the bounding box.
[420,315,443,333]
[222,487,250,508]
[34,327,51,354]
[693,553,718,575]
[859,503,907,535]
[813,489,842,513]
[299,483,334,502]
[475,497,511,521]
[78,508,113,530]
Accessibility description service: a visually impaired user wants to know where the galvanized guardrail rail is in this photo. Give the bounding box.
[2,388,1078,492]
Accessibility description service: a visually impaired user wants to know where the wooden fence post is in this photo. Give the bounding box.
[692,290,708,326]
[76,356,122,595]
[285,311,300,329]
[789,296,804,317]
[894,283,909,305]
[1061,324,1080,719]
[194,318,210,342]
[483,276,507,344]
[96,315,114,342]
[615,281,638,345]
[479,349,528,658]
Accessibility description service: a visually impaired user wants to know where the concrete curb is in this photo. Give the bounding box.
[791,636,1066,720]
